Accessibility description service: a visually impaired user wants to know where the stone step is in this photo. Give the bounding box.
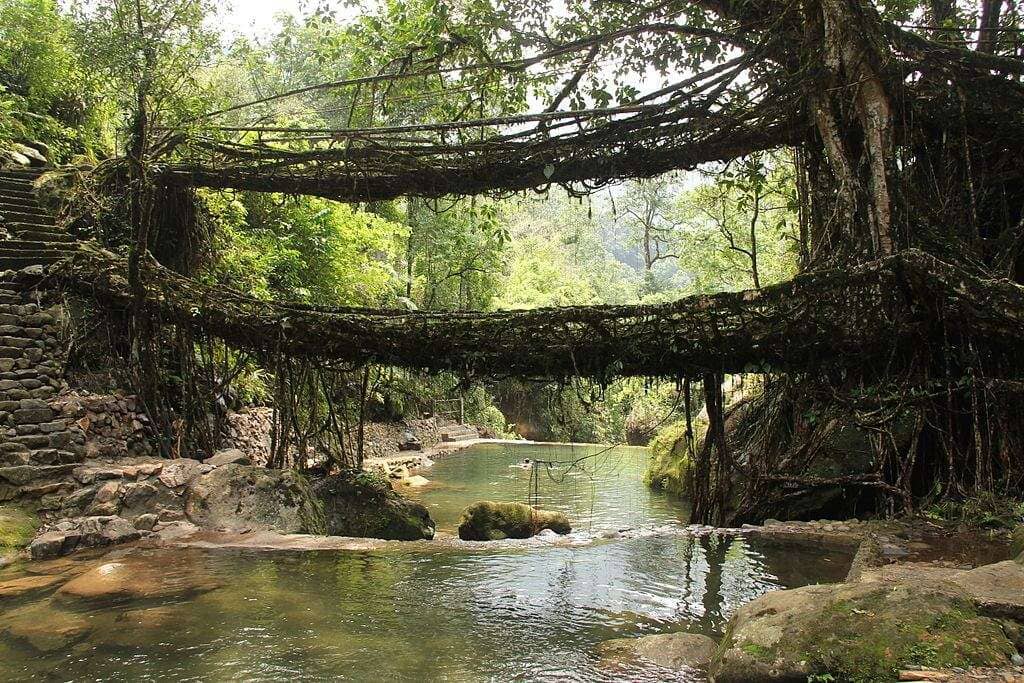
[0,179,35,194]
[3,216,55,229]
[0,189,36,202]
[440,425,479,442]
[0,210,53,226]
[8,228,76,243]
[0,247,73,259]
[0,255,65,270]
[0,239,74,251]
[0,199,45,211]
[0,171,38,181]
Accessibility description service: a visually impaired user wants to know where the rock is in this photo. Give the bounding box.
[400,475,431,488]
[84,480,121,516]
[29,530,72,559]
[597,632,717,672]
[0,602,91,652]
[1,149,31,167]
[10,143,46,166]
[158,459,206,489]
[185,464,324,534]
[133,513,158,531]
[0,504,36,549]
[57,556,220,603]
[711,580,1016,683]
[206,448,251,467]
[857,559,1024,621]
[28,516,141,560]
[313,470,434,541]
[0,574,62,599]
[457,501,571,541]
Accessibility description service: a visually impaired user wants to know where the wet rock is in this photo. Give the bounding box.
[185,464,324,534]
[57,556,220,603]
[711,580,1015,683]
[206,448,251,467]
[457,501,571,541]
[313,470,434,541]
[29,516,141,559]
[29,530,74,559]
[597,632,717,672]
[1,601,91,652]
[0,574,62,599]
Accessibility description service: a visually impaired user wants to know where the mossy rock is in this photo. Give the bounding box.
[457,501,570,541]
[185,465,325,534]
[0,505,38,550]
[313,470,435,541]
[711,580,1016,683]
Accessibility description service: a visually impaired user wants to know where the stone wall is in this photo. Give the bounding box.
[219,408,449,464]
[52,391,157,460]
[0,289,86,507]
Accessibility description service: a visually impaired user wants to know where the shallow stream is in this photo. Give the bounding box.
[0,443,852,681]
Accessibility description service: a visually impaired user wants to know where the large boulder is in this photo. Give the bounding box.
[312,470,435,541]
[711,580,1016,682]
[858,559,1024,621]
[457,500,571,541]
[185,464,324,534]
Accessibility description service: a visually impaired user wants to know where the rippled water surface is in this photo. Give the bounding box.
[0,444,852,682]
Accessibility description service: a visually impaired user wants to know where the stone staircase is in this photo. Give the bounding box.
[0,167,86,508]
[0,169,78,271]
[440,424,479,443]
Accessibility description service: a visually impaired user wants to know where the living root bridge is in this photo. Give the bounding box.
[20,248,1024,380]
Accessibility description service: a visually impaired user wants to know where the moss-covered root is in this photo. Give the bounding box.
[457,501,571,541]
[711,581,1017,683]
[0,506,38,559]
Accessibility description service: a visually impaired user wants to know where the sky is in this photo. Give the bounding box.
[220,0,307,38]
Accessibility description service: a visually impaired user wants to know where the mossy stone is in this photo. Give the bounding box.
[0,505,37,550]
[711,580,1016,683]
[457,501,571,541]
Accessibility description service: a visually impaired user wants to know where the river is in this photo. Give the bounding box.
[0,443,852,681]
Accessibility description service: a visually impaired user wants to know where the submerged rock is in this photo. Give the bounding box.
[0,574,62,599]
[313,470,435,541]
[711,580,1016,682]
[457,501,571,541]
[1,601,91,652]
[597,632,717,673]
[56,556,220,603]
[185,464,324,534]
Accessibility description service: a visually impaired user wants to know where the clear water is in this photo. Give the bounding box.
[0,444,852,682]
